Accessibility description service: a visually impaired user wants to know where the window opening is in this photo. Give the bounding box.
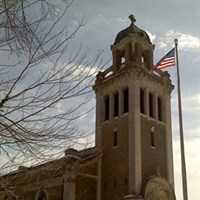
[141,55,145,64]
[123,87,129,113]
[140,88,145,114]
[114,92,119,117]
[114,179,117,187]
[104,95,109,121]
[122,57,125,64]
[115,50,124,71]
[151,127,155,147]
[124,177,128,185]
[113,130,118,147]
[149,92,154,117]
[103,182,107,189]
[38,191,47,200]
[158,96,162,121]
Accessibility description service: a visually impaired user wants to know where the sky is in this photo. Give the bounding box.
[64,1,200,199]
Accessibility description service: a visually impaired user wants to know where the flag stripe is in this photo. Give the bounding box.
[155,48,175,70]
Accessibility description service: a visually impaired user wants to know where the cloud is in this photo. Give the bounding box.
[173,138,200,200]
[181,93,200,112]
[172,91,200,199]
[171,91,200,139]
[158,30,200,51]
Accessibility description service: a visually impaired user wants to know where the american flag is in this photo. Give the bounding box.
[155,48,175,70]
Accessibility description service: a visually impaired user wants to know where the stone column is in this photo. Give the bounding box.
[164,95,174,187]
[97,159,102,200]
[125,43,132,63]
[144,49,153,70]
[145,88,149,116]
[63,170,76,200]
[113,49,122,72]
[135,43,142,64]
[109,92,114,120]
[128,78,142,195]
[154,93,158,120]
[119,88,123,116]
[95,90,103,149]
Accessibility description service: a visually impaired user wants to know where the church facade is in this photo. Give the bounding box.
[0,16,176,200]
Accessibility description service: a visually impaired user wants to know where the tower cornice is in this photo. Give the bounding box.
[93,65,174,95]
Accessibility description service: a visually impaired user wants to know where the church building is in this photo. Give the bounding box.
[0,15,176,200]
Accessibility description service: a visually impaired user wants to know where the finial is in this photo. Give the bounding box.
[129,15,136,25]
[174,38,178,45]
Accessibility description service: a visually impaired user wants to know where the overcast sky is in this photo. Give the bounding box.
[65,1,200,199]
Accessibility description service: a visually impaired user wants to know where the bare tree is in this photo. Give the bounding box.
[0,0,102,172]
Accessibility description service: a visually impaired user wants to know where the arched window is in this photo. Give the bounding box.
[35,190,48,200]
[38,191,47,200]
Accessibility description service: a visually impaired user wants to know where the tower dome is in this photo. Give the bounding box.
[114,15,151,44]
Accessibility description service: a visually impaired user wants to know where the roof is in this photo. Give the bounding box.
[1,147,100,179]
[114,15,151,44]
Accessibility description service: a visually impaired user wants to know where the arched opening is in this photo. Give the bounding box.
[38,191,47,200]
[35,190,48,200]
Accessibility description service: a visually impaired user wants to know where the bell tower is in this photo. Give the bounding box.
[93,15,176,200]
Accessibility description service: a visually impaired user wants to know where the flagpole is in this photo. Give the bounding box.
[174,39,188,200]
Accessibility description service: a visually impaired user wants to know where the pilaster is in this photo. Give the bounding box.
[154,93,158,120]
[128,78,141,195]
[97,158,102,200]
[63,170,76,200]
[119,88,123,115]
[109,92,114,119]
[95,91,103,149]
[164,95,174,187]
